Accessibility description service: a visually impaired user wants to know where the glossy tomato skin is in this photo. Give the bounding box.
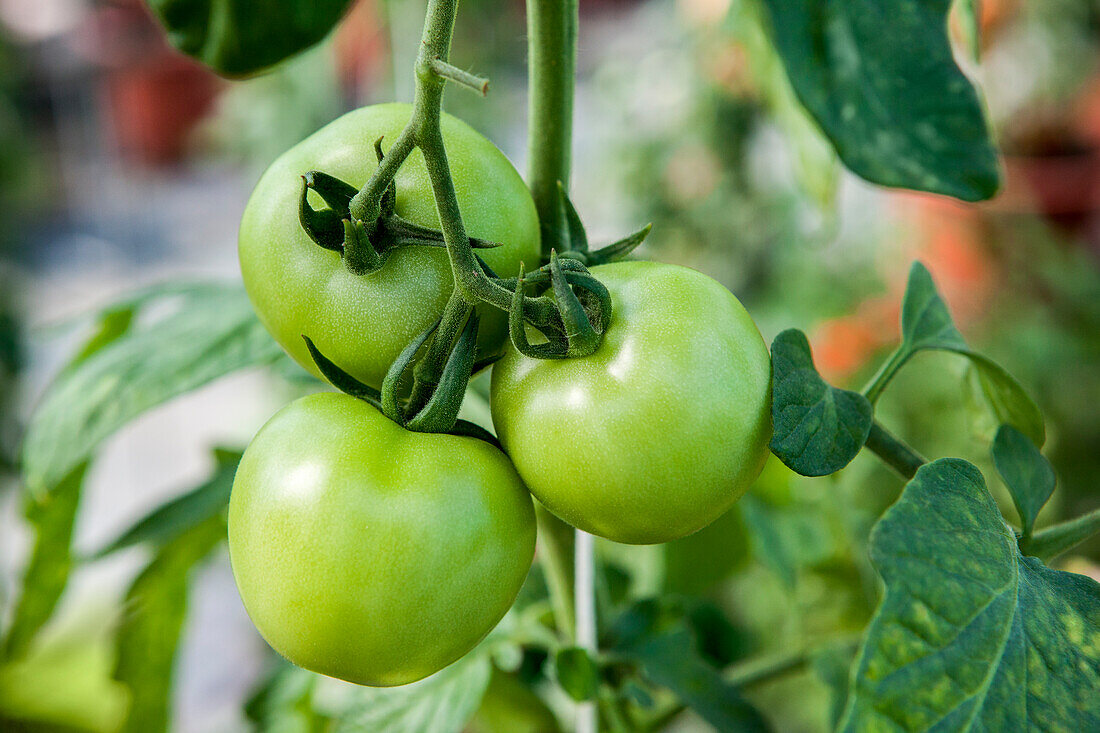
[239,103,540,388]
[228,393,536,686]
[490,261,772,545]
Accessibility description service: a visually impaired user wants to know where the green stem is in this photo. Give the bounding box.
[1019,507,1100,562]
[536,505,576,639]
[723,634,860,687]
[349,125,417,225]
[645,634,863,731]
[525,0,588,639]
[527,0,577,255]
[864,421,927,481]
[862,346,910,405]
[524,7,592,730]
[407,293,472,411]
[429,59,489,95]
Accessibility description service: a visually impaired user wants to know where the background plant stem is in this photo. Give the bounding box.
[535,505,575,637]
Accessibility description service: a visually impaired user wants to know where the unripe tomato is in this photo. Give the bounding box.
[490,261,772,544]
[228,393,536,686]
[239,103,540,388]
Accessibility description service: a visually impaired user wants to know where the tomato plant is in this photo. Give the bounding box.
[491,260,772,544]
[239,102,540,389]
[6,0,1100,731]
[228,392,536,686]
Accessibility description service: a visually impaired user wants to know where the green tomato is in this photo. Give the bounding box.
[239,103,540,388]
[466,669,563,733]
[490,261,772,545]
[228,392,536,686]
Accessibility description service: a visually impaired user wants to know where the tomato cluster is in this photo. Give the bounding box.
[231,105,772,687]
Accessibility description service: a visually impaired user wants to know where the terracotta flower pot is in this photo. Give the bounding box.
[105,53,220,166]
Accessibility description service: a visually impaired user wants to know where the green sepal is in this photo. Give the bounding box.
[550,250,602,357]
[508,266,568,359]
[406,312,481,433]
[301,336,383,412]
[471,352,503,375]
[373,137,398,216]
[385,215,502,250]
[380,319,440,425]
[558,181,589,254]
[552,182,650,265]
[303,170,357,214]
[298,177,345,252]
[449,418,502,448]
[586,223,652,265]
[343,219,385,275]
[562,269,613,335]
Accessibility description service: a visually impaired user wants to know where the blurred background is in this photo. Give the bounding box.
[0,0,1098,731]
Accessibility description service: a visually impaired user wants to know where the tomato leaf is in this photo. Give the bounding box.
[146,0,355,77]
[769,329,873,477]
[555,647,599,702]
[3,301,145,660]
[840,458,1100,730]
[21,283,282,500]
[866,263,1045,446]
[91,448,242,559]
[811,642,856,730]
[739,495,797,588]
[758,0,1000,201]
[897,261,969,353]
[609,599,771,732]
[966,355,1045,448]
[1,462,87,661]
[114,515,225,733]
[739,494,842,589]
[244,664,328,732]
[992,424,1055,538]
[319,651,492,733]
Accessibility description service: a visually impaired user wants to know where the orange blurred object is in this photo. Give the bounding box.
[84,0,222,166]
[105,53,221,166]
[812,195,998,384]
[334,0,388,95]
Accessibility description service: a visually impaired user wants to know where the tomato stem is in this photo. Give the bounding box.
[527,0,577,256]
[863,421,927,480]
[320,0,605,435]
[524,2,599,731]
[861,345,911,405]
[428,58,489,95]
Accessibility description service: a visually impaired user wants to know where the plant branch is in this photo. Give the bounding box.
[645,634,863,731]
[724,634,861,688]
[429,58,489,95]
[1019,507,1100,562]
[864,421,926,480]
[862,346,911,405]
